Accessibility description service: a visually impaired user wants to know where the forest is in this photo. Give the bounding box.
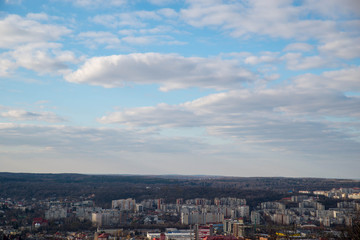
[1,172,359,208]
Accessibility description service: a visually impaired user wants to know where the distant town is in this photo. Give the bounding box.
[0,173,359,239]
[1,188,360,239]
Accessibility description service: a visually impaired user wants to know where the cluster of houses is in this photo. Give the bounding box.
[42,192,359,229]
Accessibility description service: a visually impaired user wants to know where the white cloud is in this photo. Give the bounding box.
[78,31,121,49]
[26,13,49,21]
[318,37,360,59]
[98,103,199,127]
[0,109,65,122]
[92,14,142,28]
[0,14,79,76]
[234,49,339,71]
[294,66,360,92]
[100,85,360,126]
[157,8,178,18]
[239,38,358,71]
[0,14,71,49]
[138,25,174,34]
[65,53,256,91]
[244,52,280,65]
[92,11,161,28]
[302,0,360,19]
[4,0,22,4]
[95,61,360,160]
[282,53,331,70]
[2,42,79,75]
[180,0,360,44]
[118,29,137,35]
[121,35,158,45]
[179,0,359,73]
[0,56,16,77]
[121,35,185,46]
[72,0,126,7]
[148,0,173,6]
[116,25,185,46]
[283,42,314,52]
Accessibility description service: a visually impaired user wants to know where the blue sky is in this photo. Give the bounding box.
[1,0,360,178]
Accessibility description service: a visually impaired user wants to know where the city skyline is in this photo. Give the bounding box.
[1,0,360,178]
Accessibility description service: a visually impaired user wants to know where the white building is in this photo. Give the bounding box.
[112,198,136,212]
[45,206,67,220]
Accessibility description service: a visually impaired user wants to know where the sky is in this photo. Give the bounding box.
[0,0,360,178]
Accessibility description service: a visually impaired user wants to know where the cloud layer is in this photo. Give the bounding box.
[1,0,359,178]
[1,122,357,177]
[98,84,360,156]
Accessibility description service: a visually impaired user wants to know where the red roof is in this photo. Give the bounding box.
[98,233,110,238]
[204,236,238,240]
[33,218,48,224]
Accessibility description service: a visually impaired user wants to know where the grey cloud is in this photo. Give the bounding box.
[99,87,360,127]
[98,82,360,158]
[0,123,210,155]
[98,104,202,127]
[0,120,358,177]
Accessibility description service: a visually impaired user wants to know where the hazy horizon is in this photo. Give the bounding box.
[1,171,360,181]
[1,0,360,178]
